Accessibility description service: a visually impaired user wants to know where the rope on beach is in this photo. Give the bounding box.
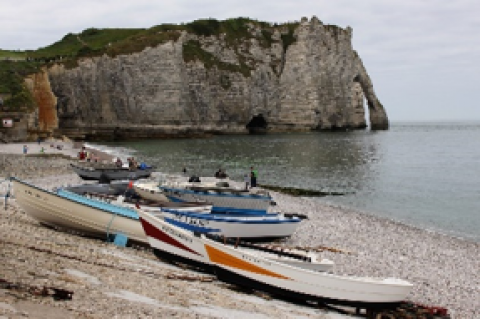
[105,214,117,242]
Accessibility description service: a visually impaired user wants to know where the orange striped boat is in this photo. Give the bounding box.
[138,210,413,309]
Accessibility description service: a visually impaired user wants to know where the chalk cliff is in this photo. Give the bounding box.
[39,17,388,140]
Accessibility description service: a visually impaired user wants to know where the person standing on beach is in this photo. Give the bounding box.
[250,166,257,188]
[23,145,28,154]
[116,157,123,168]
[79,150,86,160]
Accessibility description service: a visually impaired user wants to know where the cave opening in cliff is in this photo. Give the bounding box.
[246,114,268,134]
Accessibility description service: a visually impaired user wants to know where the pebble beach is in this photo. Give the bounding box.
[0,141,479,318]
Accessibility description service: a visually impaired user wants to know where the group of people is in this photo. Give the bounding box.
[209,166,258,190]
[127,157,138,170]
[114,157,139,170]
[23,142,63,155]
[214,168,228,179]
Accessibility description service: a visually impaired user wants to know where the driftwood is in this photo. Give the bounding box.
[0,278,73,300]
[166,273,214,282]
[260,243,355,255]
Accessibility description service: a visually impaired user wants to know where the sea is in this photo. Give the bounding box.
[92,122,480,243]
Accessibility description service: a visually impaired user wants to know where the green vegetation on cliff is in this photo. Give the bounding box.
[0,17,304,108]
[0,60,38,110]
[183,40,252,78]
[18,18,296,64]
[30,28,144,59]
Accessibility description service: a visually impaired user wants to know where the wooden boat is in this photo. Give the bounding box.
[70,163,153,181]
[12,177,148,244]
[13,178,301,243]
[134,178,274,214]
[138,209,413,309]
[138,209,332,273]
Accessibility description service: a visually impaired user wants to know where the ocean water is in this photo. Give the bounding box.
[97,122,480,243]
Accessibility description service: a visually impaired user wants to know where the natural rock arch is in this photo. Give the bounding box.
[353,74,389,130]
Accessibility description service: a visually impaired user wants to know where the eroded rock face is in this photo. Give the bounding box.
[24,68,58,135]
[43,17,388,139]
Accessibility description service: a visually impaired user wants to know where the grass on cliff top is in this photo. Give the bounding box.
[0,18,345,66]
[0,50,27,59]
[4,18,300,62]
[29,28,145,59]
[0,18,305,98]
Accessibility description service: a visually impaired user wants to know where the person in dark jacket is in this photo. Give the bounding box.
[250,166,257,187]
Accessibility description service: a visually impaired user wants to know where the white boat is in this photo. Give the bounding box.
[133,181,170,202]
[138,209,413,309]
[12,177,148,244]
[138,209,332,273]
[135,178,274,214]
[160,208,302,240]
[70,163,153,181]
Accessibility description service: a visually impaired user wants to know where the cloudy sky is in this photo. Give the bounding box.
[1,0,479,122]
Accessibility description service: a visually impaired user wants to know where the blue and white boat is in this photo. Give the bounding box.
[134,178,275,214]
[160,208,301,240]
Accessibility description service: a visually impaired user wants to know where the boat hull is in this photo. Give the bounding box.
[161,209,300,239]
[160,186,272,213]
[71,164,152,181]
[138,211,328,274]
[139,210,211,269]
[213,266,403,309]
[13,178,147,244]
[204,239,412,308]
[133,182,170,202]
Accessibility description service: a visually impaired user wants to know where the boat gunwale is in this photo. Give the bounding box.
[12,177,139,222]
[159,185,272,200]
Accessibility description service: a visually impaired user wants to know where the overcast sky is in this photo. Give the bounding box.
[1,0,479,122]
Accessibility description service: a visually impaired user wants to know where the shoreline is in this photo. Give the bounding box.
[0,149,479,318]
[0,140,120,165]
[318,198,480,245]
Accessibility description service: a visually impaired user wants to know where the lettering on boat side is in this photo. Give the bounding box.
[161,225,193,243]
[241,254,271,266]
[172,215,208,227]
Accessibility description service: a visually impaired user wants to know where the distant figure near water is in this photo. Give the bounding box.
[250,166,257,187]
[215,168,228,179]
